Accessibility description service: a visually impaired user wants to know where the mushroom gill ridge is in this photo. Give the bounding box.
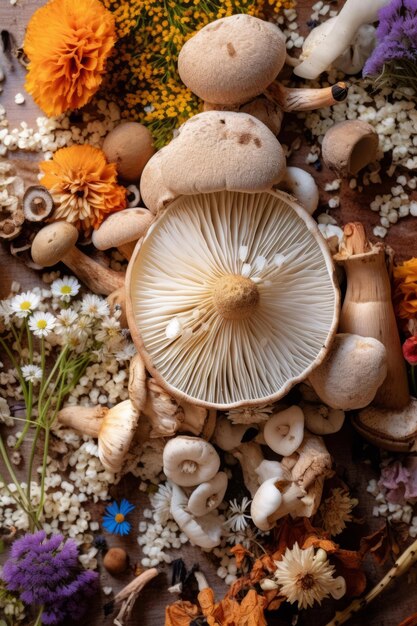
[128,190,338,408]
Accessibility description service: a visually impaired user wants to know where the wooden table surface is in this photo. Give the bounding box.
[1,1,417,625]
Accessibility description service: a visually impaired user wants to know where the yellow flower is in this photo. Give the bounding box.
[24,0,116,116]
[39,145,126,233]
[394,258,417,319]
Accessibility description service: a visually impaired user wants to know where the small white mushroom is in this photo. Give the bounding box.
[301,402,345,435]
[212,416,259,451]
[163,436,220,487]
[170,482,222,549]
[251,479,304,531]
[308,333,388,410]
[255,459,291,484]
[187,472,228,517]
[263,406,304,456]
[275,167,319,216]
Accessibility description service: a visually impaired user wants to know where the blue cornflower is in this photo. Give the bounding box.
[103,499,135,536]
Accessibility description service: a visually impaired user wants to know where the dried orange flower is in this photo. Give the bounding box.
[24,0,116,116]
[39,145,126,232]
[394,258,417,319]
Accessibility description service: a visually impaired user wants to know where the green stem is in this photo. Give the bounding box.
[15,381,33,449]
[0,337,28,404]
[0,437,39,528]
[33,605,43,626]
[26,424,41,520]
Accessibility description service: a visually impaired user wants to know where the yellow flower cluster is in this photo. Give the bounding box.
[394,258,417,320]
[100,0,293,147]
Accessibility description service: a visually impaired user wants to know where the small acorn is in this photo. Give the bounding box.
[103,547,129,575]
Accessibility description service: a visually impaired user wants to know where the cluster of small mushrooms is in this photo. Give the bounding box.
[7,4,413,548]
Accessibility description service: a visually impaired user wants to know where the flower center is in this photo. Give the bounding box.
[115,513,125,523]
[180,460,198,474]
[36,320,47,329]
[20,301,31,310]
[60,285,72,294]
[298,573,315,591]
[213,274,259,321]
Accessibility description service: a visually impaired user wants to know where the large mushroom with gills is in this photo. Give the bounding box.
[126,189,339,409]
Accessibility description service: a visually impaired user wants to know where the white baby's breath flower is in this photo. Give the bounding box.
[274,543,346,609]
[95,316,121,346]
[150,482,173,524]
[0,299,13,325]
[81,294,109,318]
[28,311,56,337]
[21,364,43,384]
[224,497,252,532]
[226,525,261,549]
[114,342,137,362]
[227,404,273,425]
[10,291,41,318]
[51,276,80,302]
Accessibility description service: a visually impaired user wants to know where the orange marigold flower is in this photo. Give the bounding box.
[393,258,417,319]
[24,0,116,116]
[40,145,126,232]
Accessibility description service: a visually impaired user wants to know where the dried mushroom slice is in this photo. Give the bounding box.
[127,190,339,409]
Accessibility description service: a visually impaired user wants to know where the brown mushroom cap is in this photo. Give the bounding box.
[92,208,154,250]
[178,14,286,106]
[102,122,155,183]
[322,120,379,177]
[31,222,78,266]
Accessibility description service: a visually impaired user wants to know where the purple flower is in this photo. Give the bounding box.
[363,0,417,76]
[2,531,98,624]
[378,457,417,503]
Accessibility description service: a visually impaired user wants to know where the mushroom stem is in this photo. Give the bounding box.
[213,275,259,320]
[335,223,409,410]
[108,286,128,328]
[113,568,159,626]
[57,405,108,437]
[118,241,137,260]
[266,81,348,112]
[63,247,125,295]
[325,537,417,626]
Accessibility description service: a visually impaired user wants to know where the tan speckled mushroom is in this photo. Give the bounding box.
[127,190,339,409]
[102,122,155,183]
[140,111,286,213]
[31,222,124,295]
[92,208,154,260]
[178,14,286,108]
[322,120,379,177]
[163,436,220,487]
[57,400,139,472]
[308,333,387,410]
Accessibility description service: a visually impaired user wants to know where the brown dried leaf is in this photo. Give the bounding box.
[359,524,392,565]
[164,600,199,626]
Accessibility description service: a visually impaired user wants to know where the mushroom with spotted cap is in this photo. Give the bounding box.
[127,189,339,409]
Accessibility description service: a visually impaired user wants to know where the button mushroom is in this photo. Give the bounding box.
[308,333,387,410]
[23,185,54,222]
[57,400,139,472]
[187,472,228,517]
[275,167,319,216]
[102,122,155,183]
[322,121,379,178]
[170,482,222,549]
[163,436,220,487]
[31,222,125,295]
[263,406,305,457]
[126,190,339,409]
[92,208,154,260]
[250,478,305,531]
[212,416,259,451]
[300,401,345,436]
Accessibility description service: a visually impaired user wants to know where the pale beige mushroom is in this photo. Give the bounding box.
[251,479,305,531]
[128,353,147,413]
[187,472,228,517]
[308,333,387,410]
[255,459,291,484]
[240,97,284,135]
[232,442,264,498]
[263,406,305,456]
[31,222,125,295]
[144,378,182,438]
[212,416,259,451]
[107,285,128,328]
[170,482,222,549]
[102,122,155,183]
[281,432,333,491]
[57,400,139,472]
[275,167,319,216]
[301,401,345,435]
[163,436,220,487]
[23,186,54,222]
[180,401,215,438]
[140,112,286,213]
[322,121,379,177]
[127,190,339,409]
[92,208,154,260]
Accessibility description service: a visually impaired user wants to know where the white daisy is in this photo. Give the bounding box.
[21,364,43,384]
[28,311,56,337]
[224,497,252,532]
[0,299,13,325]
[227,405,274,425]
[55,308,79,334]
[150,482,173,524]
[81,294,109,318]
[10,291,41,319]
[95,316,121,346]
[274,543,346,610]
[51,276,80,302]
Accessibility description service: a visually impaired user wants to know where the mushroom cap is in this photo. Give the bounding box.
[301,401,345,435]
[263,406,305,456]
[92,208,154,250]
[102,122,155,183]
[240,97,284,135]
[98,399,139,472]
[126,189,339,409]
[187,472,228,517]
[31,222,78,266]
[178,14,286,105]
[170,482,222,549]
[275,167,319,216]
[352,399,417,452]
[322,120,379,177]
[128,353,147,413]
[250,477,284,531]
[163,435,220,487]
[308,333,387,410]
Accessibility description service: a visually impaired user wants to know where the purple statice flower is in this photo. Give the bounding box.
[2,530,98,624]
[363,0,417,76]
[378,457,417,503]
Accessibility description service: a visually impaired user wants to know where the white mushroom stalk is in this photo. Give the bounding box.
[293,0,390,79]
[187,472,228,517]
[127,190,339,409]
[170,482,222,549]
